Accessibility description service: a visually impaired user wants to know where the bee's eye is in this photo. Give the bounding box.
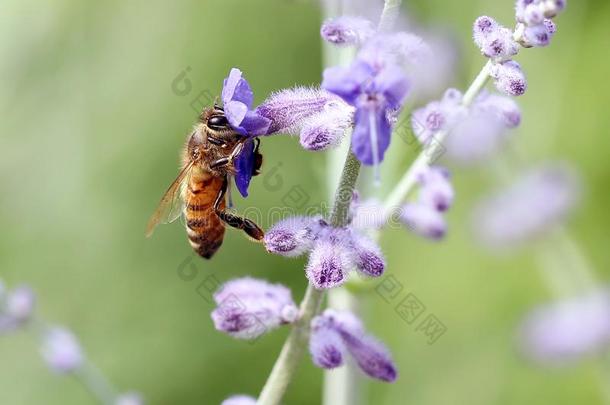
[207,115,229,130]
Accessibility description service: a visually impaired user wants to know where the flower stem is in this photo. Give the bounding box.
[378,0,402,33]
[257,152,361,405]
[383,60,492,211]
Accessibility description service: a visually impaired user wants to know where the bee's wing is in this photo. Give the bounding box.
[145,161,194,237]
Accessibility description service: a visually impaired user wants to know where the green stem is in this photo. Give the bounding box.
[257,152,361,405]
[378,0,402,33]
[383,60,492,212]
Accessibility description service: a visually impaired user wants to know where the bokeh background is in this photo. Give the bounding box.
[2,0,610,404]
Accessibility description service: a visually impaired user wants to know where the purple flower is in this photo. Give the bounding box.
[256,87,354,150]
[221,395,257,405]
[519,290,610,364]
[412,88,466,145]
[321,16,375,46]
[400,203,447,240]
[115,392,144,405]
[472,16,519,59]
[490,60,528,96]
[417,166,454,212]
[306,232,352,289]
[522,20,556,47]
[322,55,411,167]
[309,309,397,382]
[309,316,345,368]
[40,327,83,373]
[473,163,580,248]
[221,68,271,197]
[475,91,522,128]
[211,277,298,340]
[222,68,271,136]
[0,283,36,333]
[265,216,386,289]
[264,216,321,257]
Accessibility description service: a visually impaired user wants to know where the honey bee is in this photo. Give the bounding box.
[146,105,264,259]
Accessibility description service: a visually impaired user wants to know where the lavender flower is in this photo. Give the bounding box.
[0,283,36,333]
[211,277,298,340]
[321,16,375,46]
[322,45,411,169]
[115,392,145,405]
[305,231,353,289]
[221,68,271,197]
[519,290,610,364]
[417,166,454,212]
[309,316,345,368]
[490,60,528,96]
[399,203,447,240]
[413,89,521,164]
[473,163,580,248]
[472,16,519,60]
[221,395,257,405]
[264,216,320,257]
[265,217,386,289]
[40,327,83,373]
[222,68,271,136]
[256,87,354,150]
[309,309,397,382]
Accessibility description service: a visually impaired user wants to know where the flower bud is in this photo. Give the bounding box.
[40,327,83,373]
[6,285,35,322]
[211,278,297,340]
[349,233,386,277]
[264,216,320,257]
[321,16,375,46]
[305,236,353,289]
[417,166,454,211]
[309,316,345,368]
[400,203,447,240]
[490,60,527,96]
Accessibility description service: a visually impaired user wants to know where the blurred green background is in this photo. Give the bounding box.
[1,0,610,404]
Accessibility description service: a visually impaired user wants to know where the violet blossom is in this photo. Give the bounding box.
[264,217,386,289]
[40,327,84,373]
[519,289,610,364]
[309,309,397,382]
[221,68,271,197]
[320,16,375,46]
[0,282,36,333]
[211,277,298,340]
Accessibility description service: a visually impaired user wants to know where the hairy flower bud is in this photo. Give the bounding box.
[41,327,83,373]
[256,87,352,136]
[400,203,447,240]
[490,60,528,96]
[417,166,454,211]
[264,216,320,257]
[305,236,352,289]
[309,316,345,368]
[349,233,386,277]
[211,278,297,340]
[309,310,397,382]
[321,16,375,46]
[472,18,520,60]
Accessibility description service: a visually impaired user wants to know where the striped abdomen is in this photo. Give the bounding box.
[184,170,226,259]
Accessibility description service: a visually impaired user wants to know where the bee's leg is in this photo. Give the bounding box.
[210,157,230,169]
[213,177,264,240]
[252,138,263,177]
[209,140,247,170]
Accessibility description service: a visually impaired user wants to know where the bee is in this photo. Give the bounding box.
[146,105,264,259]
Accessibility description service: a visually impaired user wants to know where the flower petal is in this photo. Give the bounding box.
[222,68,253,108]
[233,139,256,197]
[322,61,373,105]
[351,107,391,165]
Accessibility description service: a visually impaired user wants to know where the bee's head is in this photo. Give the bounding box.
[199,105,230,131]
